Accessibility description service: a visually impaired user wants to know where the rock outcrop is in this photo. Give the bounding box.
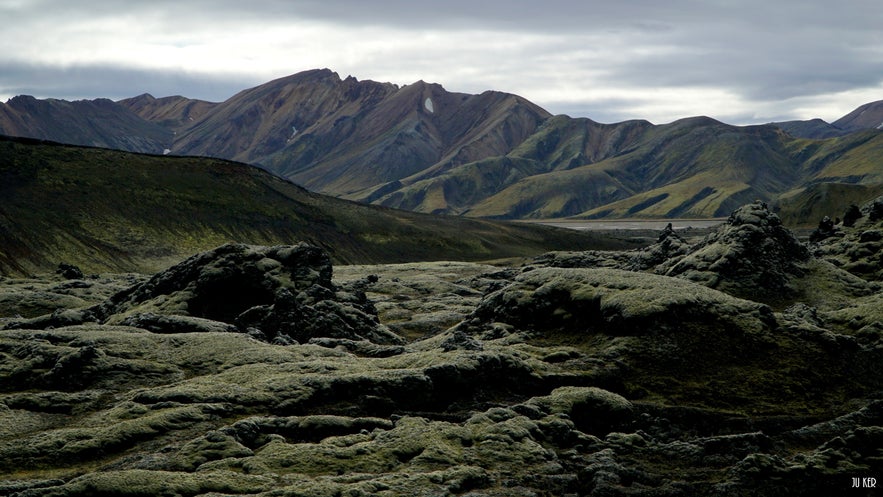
[6,243,401,346]
[813,195,883,281]
[657,201,810,299]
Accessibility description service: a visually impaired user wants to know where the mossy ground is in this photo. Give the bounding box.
[2,242,881,495]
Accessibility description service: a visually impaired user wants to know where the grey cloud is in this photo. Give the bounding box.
[2,0,882,124]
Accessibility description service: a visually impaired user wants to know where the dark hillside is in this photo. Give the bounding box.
[0,136,626,276]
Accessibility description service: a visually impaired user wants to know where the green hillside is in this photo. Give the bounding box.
[0,136,628,276]
[415,118,883,223]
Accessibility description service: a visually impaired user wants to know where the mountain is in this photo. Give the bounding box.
[0,94,172,152]
[770,118,848,139]
[768,99,883,139]
[3,69,883,225]
[0,135,628,276]
[179,69,552,199]
[380,115,883,221]
[832,99,883,132]
[774,128,883,224]
[118,93,218,132]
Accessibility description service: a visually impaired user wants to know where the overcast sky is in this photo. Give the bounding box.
[1,0,882,124]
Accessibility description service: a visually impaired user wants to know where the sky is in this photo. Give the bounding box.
[1,0,882,125]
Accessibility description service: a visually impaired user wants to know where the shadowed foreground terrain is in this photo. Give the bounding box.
[1,198,882,496]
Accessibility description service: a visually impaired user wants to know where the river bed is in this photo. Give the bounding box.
[524,218,726,231]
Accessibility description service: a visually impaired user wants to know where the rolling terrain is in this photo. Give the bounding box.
[2,197,882,496]
[3,68,883,224]
[0,136,629,276]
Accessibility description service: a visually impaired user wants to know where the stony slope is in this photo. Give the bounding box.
[0,136,628,276]
[1,199,882,496]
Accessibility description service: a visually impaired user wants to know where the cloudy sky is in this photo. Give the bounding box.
[1,0,882,124]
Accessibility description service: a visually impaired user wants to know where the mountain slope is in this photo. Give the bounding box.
[394,117,800,219]
[255,72,552,197]
[170,69,399,168]
[118,93,218,131]
[0,95,172,153]
[832,99,883,132]
[0,136,626,276]
[364,116,653,215]
[774,129,883,223]
[771,118,848,139]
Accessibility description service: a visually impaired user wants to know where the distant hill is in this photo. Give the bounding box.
[768,100,883,139]
[3,69,883,225]
[0,95,172,152]
[770,118,848,139]
[0,136,626,276]
[832,100,883,132]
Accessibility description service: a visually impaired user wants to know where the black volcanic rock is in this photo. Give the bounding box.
[657,201,811,300]
[813,195,883,281]
[843,203,863,227]
[466,265,775,339]
[55,263,84,280]
[808,215,841,242]
[6,243,401,346]
[96,242,401,345]
[626,222,693,271]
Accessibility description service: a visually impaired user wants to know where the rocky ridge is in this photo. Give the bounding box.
[2,199,883,496]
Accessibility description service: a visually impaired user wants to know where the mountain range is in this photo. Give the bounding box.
[3,68,883,224]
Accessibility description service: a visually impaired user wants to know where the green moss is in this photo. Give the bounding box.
[35,469,273,497]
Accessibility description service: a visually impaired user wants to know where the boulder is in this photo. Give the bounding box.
[55,263,84,280]
[626,222,693,271]
[808,215,840,242]
[526,386,634,436]
[842,204,862,227]
[813,195,883,281]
